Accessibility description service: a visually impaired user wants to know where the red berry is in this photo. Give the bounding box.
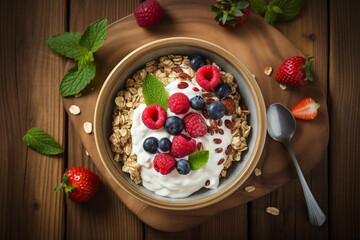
[142,104,167,129]
[170,134,196,158]
[274,55,314,87]
[153,153,177,175]
[291,98,320,120]
[168,92,190,114]
[212,0,250,28]
[133,0,163,28]
[54,167,100,203]
[221,98,235,115]
[196,65,221,90]
[183,112,207,138]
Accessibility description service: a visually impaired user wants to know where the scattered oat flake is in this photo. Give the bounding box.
[83,122,92,134]
[245,186,256,192]
[264,66,273,76]
[74,92,82,98]
[279,83,287,90]
[69,105,81,115]
[266,207,280,216]
[254,168,262,176]
[85,150,89,156]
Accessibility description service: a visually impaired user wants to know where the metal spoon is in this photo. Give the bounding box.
[267,103,326,227]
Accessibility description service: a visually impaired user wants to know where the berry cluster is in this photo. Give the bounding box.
[140,55,236,176]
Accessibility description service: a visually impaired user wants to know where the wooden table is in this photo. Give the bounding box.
[1,0,359,239]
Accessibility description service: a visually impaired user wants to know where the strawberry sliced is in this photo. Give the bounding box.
[291,98,320,120]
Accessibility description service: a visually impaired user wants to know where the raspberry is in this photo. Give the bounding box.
[196,65,221,90]
[153,153,176,175]
[170,134,196,158]
[221,98,235,115]
[133,0,163,28]
[142,104,166,129]
[183,113,207,138]
[168,93,190,114]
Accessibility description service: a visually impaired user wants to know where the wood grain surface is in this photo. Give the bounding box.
[61,0,328,232]
[0,0,359,239]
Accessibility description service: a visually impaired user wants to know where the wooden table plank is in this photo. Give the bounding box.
[65,0,144,239]
[0,0,67,239]
[249,0,329,239]
[329,1,360,239]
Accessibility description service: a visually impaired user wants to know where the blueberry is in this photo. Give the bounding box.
[207,101,226,120]
[190,55,206,71]
[158,138,172,152]
[164,116,184,135]
[215,83,232,100]
[176,159,191,175]
[190,95,205,110]
[143,137,158,154]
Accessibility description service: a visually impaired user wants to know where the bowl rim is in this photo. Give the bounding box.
[94,37,266,210]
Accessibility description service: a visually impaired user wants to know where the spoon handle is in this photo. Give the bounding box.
[285,142,326,227]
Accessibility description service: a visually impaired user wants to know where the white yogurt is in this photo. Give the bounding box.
[130,79,232,198]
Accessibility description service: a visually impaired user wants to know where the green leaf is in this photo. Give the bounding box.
[236,1,250,9]
[271,5,284,14]
[54,183,65,192]
[232,8,243,17]
[251,0,301,23]
[63,174,70,186]
[227,18,237,26]
[222,13,228,25]
[142,74,169,111]
[264,8,277,24]
[23,128,64,155]
[60,60,96,97]
[271,0,301,22]
[45,32,83,59]
[211,5,222,14]
[79,18,107,53]
[250,0,267,15]
[188,150,209,170]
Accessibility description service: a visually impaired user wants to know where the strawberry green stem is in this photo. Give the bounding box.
[301,54,315,84]
[54,173,77,204]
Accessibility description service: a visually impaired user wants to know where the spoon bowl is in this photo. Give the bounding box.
[267,103,326,227]
[267,103,296,142]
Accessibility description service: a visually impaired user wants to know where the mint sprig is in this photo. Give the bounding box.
[23,128,64,155]
[142,74,169,111]
[46,18,107,97]
[250,0,301,25]
[188,150,209,170]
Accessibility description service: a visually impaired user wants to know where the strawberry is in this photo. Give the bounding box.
[274,55,315,87]
[212,0,250,28]
[54,167,100,203]
[291,98,320,120]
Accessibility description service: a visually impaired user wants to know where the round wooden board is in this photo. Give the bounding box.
[63,0,329,232]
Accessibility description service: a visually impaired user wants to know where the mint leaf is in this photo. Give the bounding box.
[45,32,83,59]
[60,60,96,97]
[251,0,301,24]
[142,74,169,111]
[250,0,267,15]
[272,0,301,22]
[188,150,209,170]
[23,128,64,155]
[271,5,283,14]
[264,8,277,24]
[79,18,107,53]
